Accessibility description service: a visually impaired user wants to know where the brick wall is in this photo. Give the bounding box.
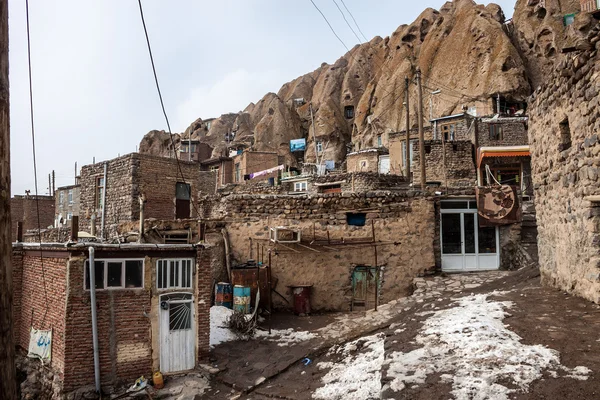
[413,140,476,187]
[528,24,600,303]
[12,249,68,374]
[196,247,211,360]
[477,119,529,147]
[232,151,279,183]
[11,195,55,241]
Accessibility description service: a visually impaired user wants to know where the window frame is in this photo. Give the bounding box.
[377,135,382,148]
[316,141,323,154]
[489,124,503,141]
[68,189,73,204]
[84,258,145,291]
[96,177,105,210]
[156,259,194,290]
[59,191,64,204]
[294,181,308,192]
[344,105,355,119]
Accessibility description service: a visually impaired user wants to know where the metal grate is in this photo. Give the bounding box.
[169,302,192,331]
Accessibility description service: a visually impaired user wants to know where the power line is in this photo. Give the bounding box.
[309,0,351,53]
[332,0,362,45]
[25,0,49,326]
[339,0,369,42]
[136,0,202,217]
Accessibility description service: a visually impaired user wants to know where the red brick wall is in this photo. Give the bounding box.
[196,247,211,360]
[62,255,153,392]
[12,250,68,373]
[11,196,55,241]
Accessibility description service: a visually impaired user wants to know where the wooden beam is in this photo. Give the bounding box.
[0,0,17,395]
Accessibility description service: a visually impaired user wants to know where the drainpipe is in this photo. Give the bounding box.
[88,247,101,394]
[90,213,96,237]
[100,162,108,240]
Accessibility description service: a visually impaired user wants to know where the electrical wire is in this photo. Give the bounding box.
[332,0,362,45]
[25,0,49,327]
[339,0,369,42]
[137,0,203,217]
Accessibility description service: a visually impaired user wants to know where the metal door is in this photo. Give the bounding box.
[159,293,195,373]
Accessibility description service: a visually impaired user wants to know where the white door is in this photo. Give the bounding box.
[160,293,195,373]
[440,200,499,272]
[379,155,390,174]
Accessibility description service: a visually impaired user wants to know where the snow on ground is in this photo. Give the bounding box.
[210,306,237,347]
[313,333,385,400]
[255,328,317,346]
[384,293,592,400]
[210,306,317,347]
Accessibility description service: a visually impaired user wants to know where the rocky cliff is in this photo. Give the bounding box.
[139,0,596,167]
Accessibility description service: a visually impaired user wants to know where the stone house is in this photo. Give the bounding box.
[528,24,600,303]
[78,153,215,239]
[12,242,211,395]
[346,148,390,174]
[11,194,55,242]
[231,150,280,184]
[388,126,433,177]
[200,156,233,189]
[413,140,477,187]
[55,184,80,226]
[177,140,213,163]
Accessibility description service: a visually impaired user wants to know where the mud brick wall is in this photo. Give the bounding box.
[219,193,436,311]
[12,250,68,374]
[11,196,55,241]
[477,120,529,147]
[528,24,600,303]
[413,140,476,187]
[346,151,381,173]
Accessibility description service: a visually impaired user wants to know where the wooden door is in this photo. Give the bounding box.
[160,293,195,373]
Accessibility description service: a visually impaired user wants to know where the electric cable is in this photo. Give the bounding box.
[25,0,49,327]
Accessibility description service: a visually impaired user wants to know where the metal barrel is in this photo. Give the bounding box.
[233,285,251,314]
[215,282,233,309]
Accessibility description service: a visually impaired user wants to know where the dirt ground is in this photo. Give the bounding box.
[198,266,600,399]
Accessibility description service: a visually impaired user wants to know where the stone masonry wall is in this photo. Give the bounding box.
[528,23,600,302]
[413,140,476,187]
[477,119,529,148]
[11,196,55,241]
[346,151,381,173]
[218,193,436,311]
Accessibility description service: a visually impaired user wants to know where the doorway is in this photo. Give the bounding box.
[351,266,380,310]
[440,200,499,272]
[175,182,191,219]
[159,292,195,373]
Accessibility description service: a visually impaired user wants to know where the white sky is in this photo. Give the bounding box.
[8,0,516,195]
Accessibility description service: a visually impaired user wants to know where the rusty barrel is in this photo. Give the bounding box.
[233,285,251,314]
[215,282,233,309]
[290,285,312,315]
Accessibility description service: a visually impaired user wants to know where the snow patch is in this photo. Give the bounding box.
[210,306,237,347]
[313,333,385,400]
[255,328,317,346]
[385,294,591,400]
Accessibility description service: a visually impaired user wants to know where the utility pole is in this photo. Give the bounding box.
[52,169,55,195]
[0,0,17,396]
[309,103,319,168]
[48,173,51,196]
[416,68,426,190]
[404,77,410,181]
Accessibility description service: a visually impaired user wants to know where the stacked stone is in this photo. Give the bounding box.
[528,23,600,302]
[412,140,477,187]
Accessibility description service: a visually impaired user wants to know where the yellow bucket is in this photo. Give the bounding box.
[153,371,164,389]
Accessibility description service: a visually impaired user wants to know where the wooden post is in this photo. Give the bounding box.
[405,77,411,180]
[268,250,273,334]
[70,216,79,241]
[374,245,378,312]
[0,0,17,396]
[416,68,426,190]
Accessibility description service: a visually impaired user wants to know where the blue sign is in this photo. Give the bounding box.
[290,138,306,152]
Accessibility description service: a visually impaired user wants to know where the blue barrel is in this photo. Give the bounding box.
[215,282,233,309]
[233,285,251,314]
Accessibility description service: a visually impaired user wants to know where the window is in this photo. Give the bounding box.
[59,191,64,204]
[559,117,571,151]
[377,135,383,148]
[425,144,432,154]
[401,139,416,172]
[85,259,144,290]
[205,121,212,130]
[66,212,73,220]
[344,105,355,119]
[157,259,193,289]
[169,302,192,330]
[210,166,219,173]
[68,189,73,204]
[316,141,323,154]
[489,124,503,141]
[235,163,241,182]
[441,124,456,141]
[294,181,308,192]
[359,160,368,170]
[347,213,366,226]
[96,177,105,210]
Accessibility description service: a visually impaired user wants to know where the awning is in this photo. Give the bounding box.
[477,145,530,167]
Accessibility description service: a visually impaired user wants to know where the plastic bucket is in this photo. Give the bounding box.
[215,282,233,309]
[233,285,251,314]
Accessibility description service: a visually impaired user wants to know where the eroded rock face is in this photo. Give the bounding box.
[139,0,585,165]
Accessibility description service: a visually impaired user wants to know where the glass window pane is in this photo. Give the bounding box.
[107,262,123,287]
[169,302,192,330]
[464,214,476,254]
[125,260,143,288]
[176,183,191,200]
[157,260,165,289]
[170,261,179,287]
[85,261,104,289]
[441,201,469,209]
[442,214,462,254]
[478,224,497,254]
[469,201,477,209]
